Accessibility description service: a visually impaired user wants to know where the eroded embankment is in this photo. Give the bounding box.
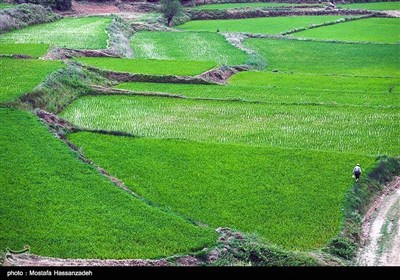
[356,177,400,266]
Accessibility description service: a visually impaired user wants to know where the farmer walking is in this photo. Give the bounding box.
[353,164,362,182]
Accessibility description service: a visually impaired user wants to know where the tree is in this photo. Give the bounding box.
[159,0,182,27]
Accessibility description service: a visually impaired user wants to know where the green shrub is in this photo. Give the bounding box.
[210,231,320,266]
[106,16,134,58]
[323,237,357,260]
[14,0,71,11]
[0,3,60,33]
[160,0,183,26]
[22,62,108,113]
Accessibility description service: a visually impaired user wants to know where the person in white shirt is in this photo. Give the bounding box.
[353,164,362,182]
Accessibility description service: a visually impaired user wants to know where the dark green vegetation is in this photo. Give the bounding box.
[208,229,321,266]
[68,132,376,250]
[0,57,63,102]
[17,0,72,11]
[75,57,217,76]
[130,31,248,65]
[190,2,315,10]
[0,17,111,49]
[244,38,400,77]
[293,18,400,44]
[61,95,400,156]
[0,43,49,56]
[0,108,216,258]
[338,1,400,10]
[178,16,348,34]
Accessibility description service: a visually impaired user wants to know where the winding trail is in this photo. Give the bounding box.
[356,177,400,266]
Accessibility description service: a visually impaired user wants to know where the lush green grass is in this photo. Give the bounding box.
[0,43,50,57]
[60,96,400,156]
[190,2,317,10]
[115,73,400,107]
[75,57,216,76]
[69,132,376,250]
[338,1,400,10]
[293,18,400,44]
[178,16,347,34]
[244,38,400,77]
[0,17,112,49]
[0,57,63,102]
[130,31,248,65]
[0,108,216,259]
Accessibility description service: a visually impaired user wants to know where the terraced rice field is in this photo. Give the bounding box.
[338,1,400,10]
[178,16,347,34]
[293,18,400,44]
[131,31,248,65]
[0,43,50,57]
[1,5,399,262]
[115,74,400,106]
[75,57,217,76]
[0,17,112,49]
[244,38,400,76]
[61,95,399,156]
[68,132,376,250]
[0,108,216,258]
[0,57,63,102]
[0,3,15,9]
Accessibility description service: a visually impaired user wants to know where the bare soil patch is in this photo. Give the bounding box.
[58,1,158,18]
[68,1,120,16]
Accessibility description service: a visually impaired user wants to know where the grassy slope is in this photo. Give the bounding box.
[0,43,50,57]
[75,57,216,76]
[293,18,400,44]
[178,16,346,34]
[69,132,376,251]
[338,2,400,10]
[0,58,63,102]
[244,38,400,77]
[115,74,400,106]
[0,17,111,49]
[190,2,304,10]
[130,31,248,65]
[60,95,400,156]
[0,108,216,259]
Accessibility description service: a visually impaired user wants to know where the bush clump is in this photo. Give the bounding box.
[21,62,108,113]
[323,237,357,260]
[13,0,71,11]
[0,3,60,33]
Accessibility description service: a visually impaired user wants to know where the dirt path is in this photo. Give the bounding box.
[356,176,400,266]
[383,10,400,18]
